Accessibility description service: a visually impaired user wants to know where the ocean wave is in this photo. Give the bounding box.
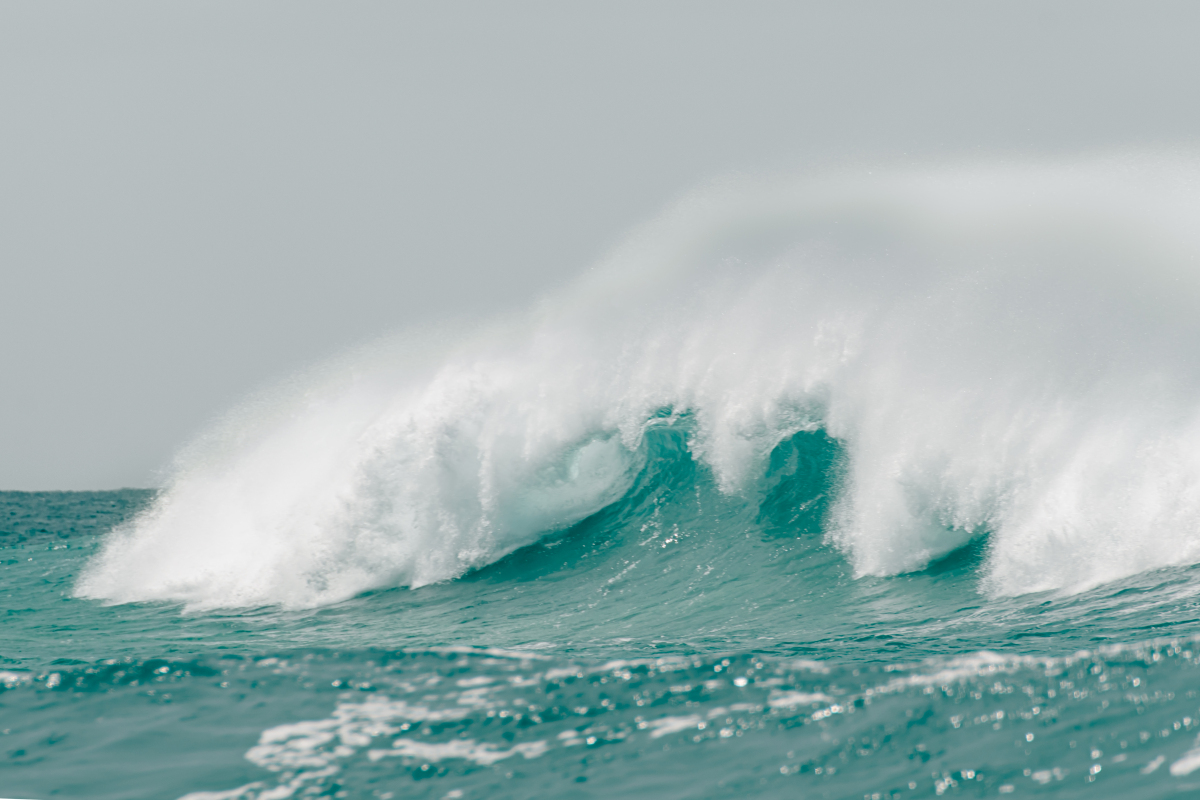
[77,154,1200,609]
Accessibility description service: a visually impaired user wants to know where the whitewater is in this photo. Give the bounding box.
[9,154,1200,799]
[80,154,1200,607]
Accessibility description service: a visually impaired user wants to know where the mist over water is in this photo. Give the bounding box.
[77,155,1200,608]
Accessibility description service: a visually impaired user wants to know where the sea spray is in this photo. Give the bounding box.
[76,154,1200,610]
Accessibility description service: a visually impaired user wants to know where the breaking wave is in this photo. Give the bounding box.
[77,154,1200,610]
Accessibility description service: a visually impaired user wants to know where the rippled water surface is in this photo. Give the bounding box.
[7,479,1200,800]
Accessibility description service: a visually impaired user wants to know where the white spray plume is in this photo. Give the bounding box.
[77,153,1200,609]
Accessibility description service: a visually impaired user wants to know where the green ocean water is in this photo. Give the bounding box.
[7,429,1200,799]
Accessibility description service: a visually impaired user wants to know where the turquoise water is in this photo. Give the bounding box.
[12,161,1200,798]
[7,427,1200,798]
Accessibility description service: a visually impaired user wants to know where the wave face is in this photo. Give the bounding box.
[77,155,1200,609]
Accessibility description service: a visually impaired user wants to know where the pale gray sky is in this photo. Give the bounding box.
[3,1,1199,489]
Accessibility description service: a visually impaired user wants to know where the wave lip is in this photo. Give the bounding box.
[77,154,1200,609]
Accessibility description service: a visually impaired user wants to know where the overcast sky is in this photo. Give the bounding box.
[3,1,1199,489]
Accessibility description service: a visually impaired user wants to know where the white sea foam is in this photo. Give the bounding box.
[767,690,834,709]
[77,153,1200,608]
[0,671,32,688]
[645,714,706,739]
[175,695,538,800]
[1170,742,1200,776]
[367,738,547,765]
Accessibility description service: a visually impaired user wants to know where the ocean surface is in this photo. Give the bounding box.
[9,158,1200,799]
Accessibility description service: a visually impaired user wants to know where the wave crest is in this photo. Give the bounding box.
[77,155,1200,609]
